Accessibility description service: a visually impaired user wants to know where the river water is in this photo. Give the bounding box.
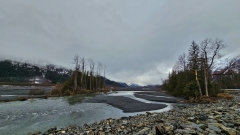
[0,91,173,135]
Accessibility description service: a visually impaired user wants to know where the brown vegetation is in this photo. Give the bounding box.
[51,83,64,95]
[217,93,234,100]
[179,96,218,103]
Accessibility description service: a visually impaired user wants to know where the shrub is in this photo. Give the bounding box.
[51,83,64,95]
[208,82,221,96]
[63,90,72,95]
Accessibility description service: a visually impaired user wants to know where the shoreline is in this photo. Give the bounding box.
[29,91,240,135]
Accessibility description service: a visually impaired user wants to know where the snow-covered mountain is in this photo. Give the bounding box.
[126,83,140,87]
[118,82,140,87]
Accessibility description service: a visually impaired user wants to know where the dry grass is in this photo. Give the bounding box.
[217,93,234,100]
[51,83,64,95]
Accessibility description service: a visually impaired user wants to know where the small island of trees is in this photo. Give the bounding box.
[52,55,109,95]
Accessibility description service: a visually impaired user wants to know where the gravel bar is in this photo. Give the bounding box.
[134,91,183,103]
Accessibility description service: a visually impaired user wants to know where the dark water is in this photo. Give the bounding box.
[0,91,172,135]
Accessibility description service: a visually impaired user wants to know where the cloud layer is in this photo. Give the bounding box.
[1,0,240,85]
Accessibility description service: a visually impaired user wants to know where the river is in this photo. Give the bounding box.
[0,91,173,135]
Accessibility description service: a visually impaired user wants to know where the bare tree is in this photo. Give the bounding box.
[73,54,80,94]
[103,65,106,90]
[227,55,240,69]
[97,62,103,89]
[173,61,181,72]
[200,38,226,96]
[178,53,187,71]
[88,59,94,90]
[80,57,86,90]
[173,53,187,72]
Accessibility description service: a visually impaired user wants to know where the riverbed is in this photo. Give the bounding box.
[0,91,173,135]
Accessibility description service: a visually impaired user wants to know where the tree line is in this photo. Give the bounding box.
[61,55,107,94]
[162,38,226,98]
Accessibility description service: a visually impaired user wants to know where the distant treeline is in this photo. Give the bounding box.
[0,60,123,87]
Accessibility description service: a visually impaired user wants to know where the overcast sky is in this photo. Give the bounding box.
[0,0,240,85]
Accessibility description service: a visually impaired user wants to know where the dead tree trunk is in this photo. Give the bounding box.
[73,54,80,94]
[80,57,85,90]
[195,70,202,97]
[200,38,226,97]
[103,66,106,90]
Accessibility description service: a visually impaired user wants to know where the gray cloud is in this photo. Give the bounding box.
[0,0,240,85]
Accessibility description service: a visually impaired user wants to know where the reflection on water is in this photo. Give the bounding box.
[0,91,173,135]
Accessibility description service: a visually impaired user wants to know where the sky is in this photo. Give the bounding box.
[0,0,240,86]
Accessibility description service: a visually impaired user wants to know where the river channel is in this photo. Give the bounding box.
[0,91,173,135]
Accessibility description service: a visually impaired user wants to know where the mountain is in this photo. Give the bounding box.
[117,82,129,87]
[118,82,140,87]
[0,59,123,86]
[104,78,124,87]
[127,83,140,87]
[0,60,71,83]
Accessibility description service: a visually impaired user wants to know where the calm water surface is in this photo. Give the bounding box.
[0,91,172,135]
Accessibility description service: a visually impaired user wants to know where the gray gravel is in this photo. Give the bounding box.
[85,95,168,113]
[134,91,184,103]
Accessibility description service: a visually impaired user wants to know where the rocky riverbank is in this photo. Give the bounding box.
[28,91,240,135]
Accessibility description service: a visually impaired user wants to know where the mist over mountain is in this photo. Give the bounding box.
[0,59,123,86]
[118,82,141,87]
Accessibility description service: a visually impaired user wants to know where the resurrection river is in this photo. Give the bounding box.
[0,91,173,135]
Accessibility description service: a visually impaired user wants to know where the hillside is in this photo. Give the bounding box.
[0,60,71,83]
[0,60,124,87]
